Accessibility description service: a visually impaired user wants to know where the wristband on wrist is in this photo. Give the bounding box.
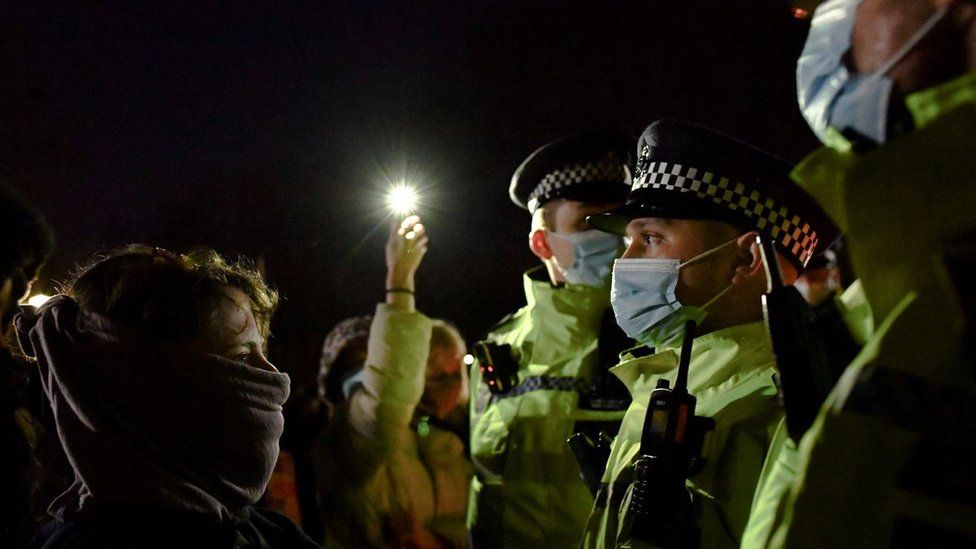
[385,287,415,295]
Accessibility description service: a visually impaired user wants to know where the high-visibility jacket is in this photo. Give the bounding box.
[468,268,626,549]
[741,281,873,548]
[581,321,781,549]
[744,72,976,548]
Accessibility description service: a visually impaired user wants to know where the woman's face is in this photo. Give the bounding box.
[199,286,277,372]
[420,343,463,419]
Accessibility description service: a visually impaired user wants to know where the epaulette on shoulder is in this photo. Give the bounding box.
[622,345,655,360]
[486,311,517,334]
[482,304,532,341]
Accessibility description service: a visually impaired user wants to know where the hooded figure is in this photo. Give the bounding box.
[19,245,316,549]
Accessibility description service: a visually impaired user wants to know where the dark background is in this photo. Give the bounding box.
[2,0,817,391]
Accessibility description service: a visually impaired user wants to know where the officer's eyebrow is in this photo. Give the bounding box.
[630,217,672,231]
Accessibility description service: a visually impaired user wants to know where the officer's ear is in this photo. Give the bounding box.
[730,231,763,286]
[529,229,553,260]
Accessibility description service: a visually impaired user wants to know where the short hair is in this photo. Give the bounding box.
[69,245,278,347]
[530,200,561,232]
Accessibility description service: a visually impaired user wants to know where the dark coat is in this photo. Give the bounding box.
[31,506,319,549]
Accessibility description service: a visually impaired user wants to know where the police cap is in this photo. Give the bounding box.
[588,120,838,269]
[509,131,634,213]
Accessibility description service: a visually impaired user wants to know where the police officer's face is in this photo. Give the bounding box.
[622,217,743,308]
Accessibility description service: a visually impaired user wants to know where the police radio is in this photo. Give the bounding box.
[626,320,713,549]
[758,235,857,442]
[473,341,520,394]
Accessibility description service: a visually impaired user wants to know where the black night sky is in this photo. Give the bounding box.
[3,1,816,390]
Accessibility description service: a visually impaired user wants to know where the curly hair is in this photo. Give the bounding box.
[68,245,278,347]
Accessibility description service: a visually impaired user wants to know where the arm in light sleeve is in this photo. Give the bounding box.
[347,300,432,445]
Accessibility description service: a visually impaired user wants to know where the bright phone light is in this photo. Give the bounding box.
[26,293,53,308]
[463,354,475,366]
[387,183,419,215]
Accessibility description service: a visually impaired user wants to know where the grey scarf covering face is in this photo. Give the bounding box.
[15,296,290,522]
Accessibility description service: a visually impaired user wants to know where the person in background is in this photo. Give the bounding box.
[467,131,635,549]
[0,183,54,548]
[314,215,472,548]
[793,249,840,307]
[16,245,316,548]
[318,315,372,417]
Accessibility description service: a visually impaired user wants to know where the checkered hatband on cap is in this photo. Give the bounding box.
[526,153,629,212]
[633,161,820,266]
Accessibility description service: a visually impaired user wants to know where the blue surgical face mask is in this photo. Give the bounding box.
[547,230,623,287]
[610,237,737,349]
[797,0,949,145]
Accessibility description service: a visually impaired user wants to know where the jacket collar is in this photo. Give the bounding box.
[905,71,976,130]
[522,266,609,323]
[815,71,976,154]
[518,266,610,348]
[611,321,773,397]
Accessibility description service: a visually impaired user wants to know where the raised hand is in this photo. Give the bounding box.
[385,215,429,300]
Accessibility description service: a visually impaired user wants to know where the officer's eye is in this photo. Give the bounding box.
[234,352,250,363]
[642,233,662,246]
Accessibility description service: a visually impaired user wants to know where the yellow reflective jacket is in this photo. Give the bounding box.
[581,321,781,549]
[741,281,872,548]
[468,268,626,549]
[744,72,976,548]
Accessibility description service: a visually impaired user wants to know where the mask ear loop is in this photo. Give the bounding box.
[701,283,734,311]
[874,6,950,77]
[678,236,740,269]
[678,235,744,311]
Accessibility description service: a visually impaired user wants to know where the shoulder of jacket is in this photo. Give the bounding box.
[487,312,515,332]
[485,305,531,336]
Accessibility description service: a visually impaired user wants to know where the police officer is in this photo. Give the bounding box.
[744,0,976,546]
[467,131,634,548]
[579,119,836,548]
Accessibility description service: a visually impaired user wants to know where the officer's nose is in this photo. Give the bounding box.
[621,237,642,259]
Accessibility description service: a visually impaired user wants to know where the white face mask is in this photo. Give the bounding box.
[547,229,623,287]
[797,0,949,145]
[610,237,737,348]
